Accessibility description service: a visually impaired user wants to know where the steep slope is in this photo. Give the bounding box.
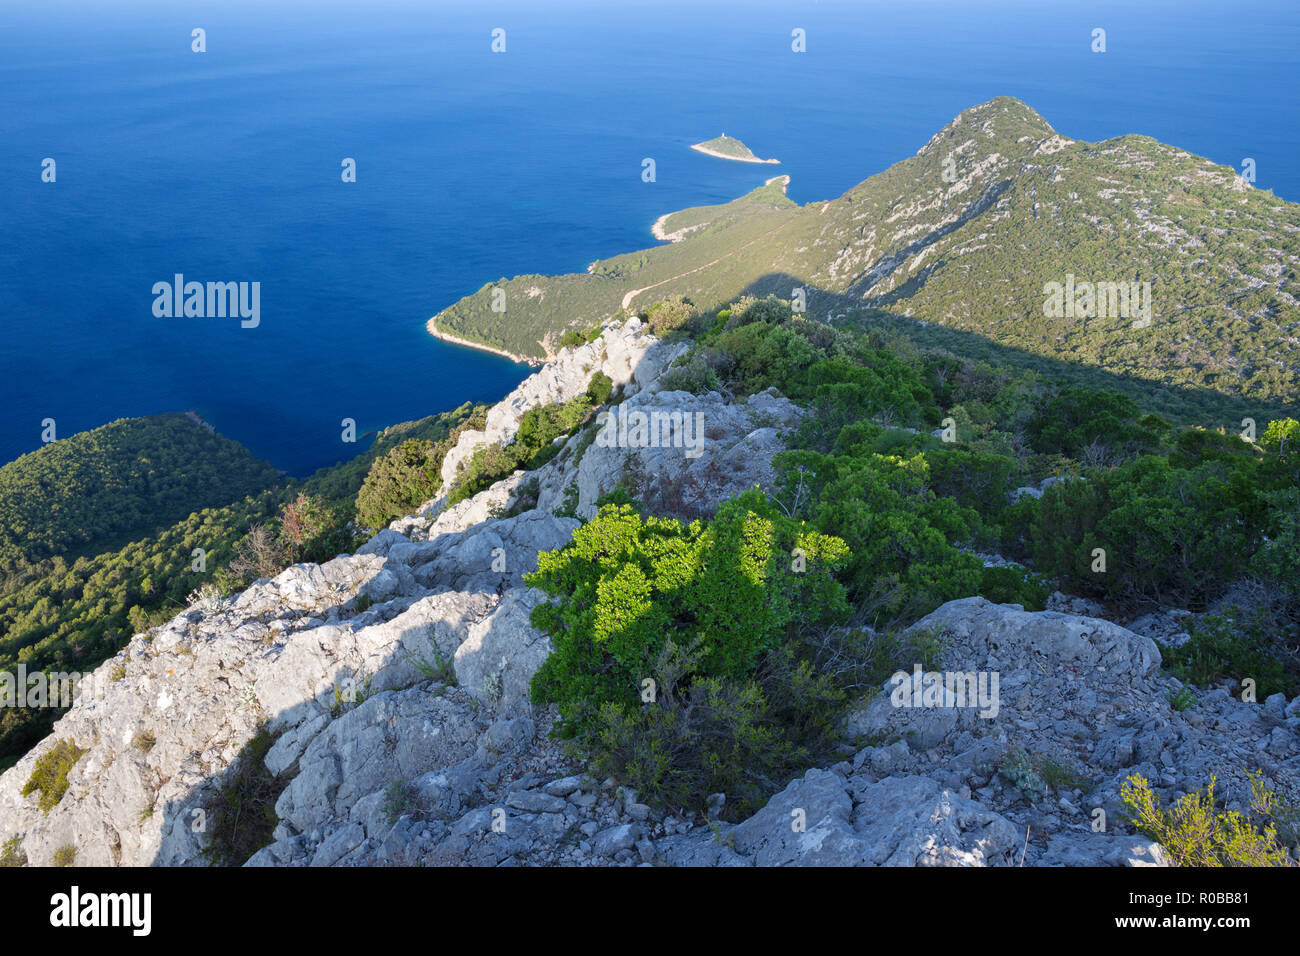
[431,97,1300,406]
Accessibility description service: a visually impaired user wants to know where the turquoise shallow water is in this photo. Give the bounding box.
[1,0,1295,474]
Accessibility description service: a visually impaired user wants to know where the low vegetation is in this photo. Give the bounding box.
[1122,772,1297,866]
[201,727,286,867]
[21,738,87,813]
[446,373,612,505]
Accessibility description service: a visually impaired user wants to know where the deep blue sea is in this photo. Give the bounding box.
[1,0,1296,475]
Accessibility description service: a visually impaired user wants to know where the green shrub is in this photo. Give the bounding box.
[643,296,699,336]
[558,325,603,349]
[979,564,1049,610]
[0,836,26,867]
[660,354,722,394]
[527,490,851,736]
[585,370,614,406]
[1026,456,1261,609]
[383,780,416,824]
[725,295,795,330]
[1168,428,1257,470]
[593,485,642,512]
[356,439,446,530]
[1168,686,1196,711]
[21,738,87,813]
[1261,417,1300,456]
[1027,388,1163,460]
[587,640,845,820]
[1121,773,1295,866]
[448,376,608,504]
[401,645,456,686]
[277,492,352,564]
[927,449,1018,515]
[51,845,76,867]
[1165,607,1294,698]
[1252,488,1300,601]
[773,447,985,625]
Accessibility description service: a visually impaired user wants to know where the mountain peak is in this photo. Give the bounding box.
[918,96,1059,158]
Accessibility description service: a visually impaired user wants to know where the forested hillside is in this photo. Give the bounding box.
[0,414,280,575]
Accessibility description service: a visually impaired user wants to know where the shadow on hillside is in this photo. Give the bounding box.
[733,272,1297,424]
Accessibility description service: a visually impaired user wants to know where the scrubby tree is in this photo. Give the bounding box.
[355,439,445,531]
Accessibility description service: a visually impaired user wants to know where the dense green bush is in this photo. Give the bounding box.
[1167,428,1257,470]
[527,489,871,818]
[660,353,722,394]
[355,438,445,530]
[1253,488,1300,600]
[586,371,614,406]
[528,490,851,735]
[978,564,1050,610]
[558,324,603,349]
[1165,607,1296,698]
[773,447,986,625]
[926,448,1020,530]
[643,295,700,336]
[1025,456,1262,608]
[1262,417,1300,456]
[1027,388,1163,460]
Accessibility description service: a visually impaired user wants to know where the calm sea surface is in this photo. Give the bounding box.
[1,0,1295,474]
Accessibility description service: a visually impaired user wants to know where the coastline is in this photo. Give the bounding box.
[425,317,541,366]
[689,143,780,165]
[653,174,791,242]
[651,213,707,243]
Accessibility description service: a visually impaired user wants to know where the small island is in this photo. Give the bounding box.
[690,134,780,165]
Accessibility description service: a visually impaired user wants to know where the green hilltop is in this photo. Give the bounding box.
[691,134,779,164]
[429,96,1300,412]
[0,414,280,576]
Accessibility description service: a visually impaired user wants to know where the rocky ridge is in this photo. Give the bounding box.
[1,319,1295,867]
